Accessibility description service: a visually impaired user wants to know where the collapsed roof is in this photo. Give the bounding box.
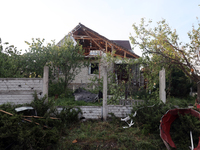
[57,23,139,59]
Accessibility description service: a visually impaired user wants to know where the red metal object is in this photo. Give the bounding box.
[160,108,200,149]
[197,104,200,110]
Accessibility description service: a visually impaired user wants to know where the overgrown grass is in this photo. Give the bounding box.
[0,94,197,149]
[58,118,165,150]
[50,94,196,108]
[50,97,102,107]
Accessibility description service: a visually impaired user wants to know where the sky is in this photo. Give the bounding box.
[1,0,200,56]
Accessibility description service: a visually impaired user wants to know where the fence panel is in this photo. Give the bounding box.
[0,78,43,105]
[119,99,144,106]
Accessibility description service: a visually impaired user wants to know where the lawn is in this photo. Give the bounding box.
[0,94,197,149]
[58,118,165,150]
[50,97,102,107]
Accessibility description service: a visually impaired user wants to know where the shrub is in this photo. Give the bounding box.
[132,100,200,149]
[0,94,82,149]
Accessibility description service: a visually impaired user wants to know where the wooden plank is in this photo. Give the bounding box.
[82,29,104,52]
[85,29,139,58]
[106,42,107,53]
[0,109,13,116]
[0,109,49,128]
[23,116,60,120]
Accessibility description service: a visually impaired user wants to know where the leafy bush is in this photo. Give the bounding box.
[48,79,65,97]
[132,100,200,149]
[0,94,82,149]
[170,114,200,150]
[0,103,59,149]
[132,101,172,135]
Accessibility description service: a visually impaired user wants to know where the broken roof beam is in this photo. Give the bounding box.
[124,51,126,58]
[73,35,99,40]
[106,42,107,53]
[82,28,104,52]
[84,29,138,58]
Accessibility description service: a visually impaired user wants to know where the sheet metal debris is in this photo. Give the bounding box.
[121,104,155,128]
[160,108,200,150]
[15,106,34,112]
[74,88,98,102]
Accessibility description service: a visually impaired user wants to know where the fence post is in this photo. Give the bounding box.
[43,66,49,103]
[159,67,166,103]
[103,65,108,121]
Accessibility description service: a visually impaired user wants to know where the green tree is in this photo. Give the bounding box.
[23,38,52,78]
[130,18,200,102]
[170,67,192,97]
[0,38,23,77]
[50,37,87,96]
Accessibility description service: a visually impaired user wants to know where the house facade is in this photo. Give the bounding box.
[57,23,141,91]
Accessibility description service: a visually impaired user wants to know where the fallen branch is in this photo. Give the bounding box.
[0,109,49,128]
[23,116,60,120]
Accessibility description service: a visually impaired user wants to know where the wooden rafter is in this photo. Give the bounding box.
[124,51,126,58]
[84,29,138,58]
[82,28,104,51]
[73,35,99,40]
[106,42,107,53]
[69,23,139,58]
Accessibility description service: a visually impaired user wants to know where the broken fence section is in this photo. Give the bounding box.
[119,99,144,106]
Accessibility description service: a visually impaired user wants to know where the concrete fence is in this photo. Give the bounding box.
[0,78,43,105]
[119,99,144,106]
[57,105,133,119]
[0,66,49,105]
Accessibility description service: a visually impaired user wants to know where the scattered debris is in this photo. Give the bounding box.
[121,111,136,128]
[160,108,200,150]
[72,139,77,143]
[0,108,60,128]
[0,109,13,116]
[15,106,37,116]
[74,88,98,102]
[121,104,155,128]
[15,106,34,112]
[190,131,194,150]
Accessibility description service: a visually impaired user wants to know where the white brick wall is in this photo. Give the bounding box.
[57,105,133,119]
[0,78,43,105]
[108,105,132,118]
[71,60,114,84]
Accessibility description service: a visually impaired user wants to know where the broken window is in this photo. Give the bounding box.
[89,63,99,74]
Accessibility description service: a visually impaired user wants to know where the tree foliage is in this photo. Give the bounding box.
[23,38,52,78]
[0,36,88,97]
[50,37,87,95]
[0,95,81,149]
[130,18,200,102]
[88,53,141,103]
[0,38,23,78]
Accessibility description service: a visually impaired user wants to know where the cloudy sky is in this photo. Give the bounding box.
[1,0,199,56]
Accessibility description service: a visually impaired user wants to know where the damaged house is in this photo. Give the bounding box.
[57,23,142,93]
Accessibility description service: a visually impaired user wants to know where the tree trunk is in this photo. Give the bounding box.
[197,82,200,103]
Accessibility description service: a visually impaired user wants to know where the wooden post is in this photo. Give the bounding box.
[106,42,107,53]
[43,66,49,103]
[103,65,108,121]
[124,51,126,58]
[159,67,166,103]
[111,45,113,54]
